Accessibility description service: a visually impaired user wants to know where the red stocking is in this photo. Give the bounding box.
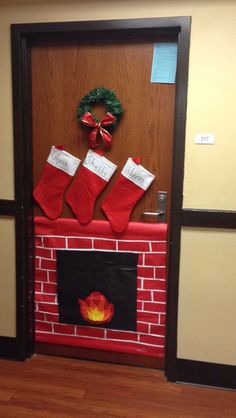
[66,149,117,224]
[33,146,80,220]
[101,157,155,233]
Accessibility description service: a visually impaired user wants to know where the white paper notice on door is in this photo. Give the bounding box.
[150,42,177,84]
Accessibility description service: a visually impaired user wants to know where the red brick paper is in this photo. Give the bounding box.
[34,217,167,358]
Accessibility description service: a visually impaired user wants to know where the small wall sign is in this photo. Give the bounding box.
[195,133,215,144]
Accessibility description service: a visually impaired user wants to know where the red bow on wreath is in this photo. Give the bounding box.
[80,111,116,149]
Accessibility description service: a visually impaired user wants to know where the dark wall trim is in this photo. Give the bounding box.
[0,200,16,216]
[165,18,191,380]
[177,358,236,390]
[11,25,35,362]
[0,337,19,360]
[11,16,189,36]
[182,209,236,229]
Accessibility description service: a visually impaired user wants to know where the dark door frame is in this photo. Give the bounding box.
[10,16,191,380]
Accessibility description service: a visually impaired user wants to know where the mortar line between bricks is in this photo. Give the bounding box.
[138,331,165,338]
[138,265,166,268]
[45,248,148,253]
[36,234,167,243]
[35,242,164,248]
[37,302,57,306]
[140,301,144,310]
[138,279,143,289]
[106,329,143,334]
[40,248,67,251]
[137,308,165,313]
[138,276,166,282]
[37,310,59,315]
[36,256,55,261]
[35,322,55,327]
[137,300,166,304]
[36,332,105,339]
[36,320,165,337]
[36,292,57,297]
[137,277,157,280]
[48,333,140,343]
[35,317,58,322]
[39,249,166,255]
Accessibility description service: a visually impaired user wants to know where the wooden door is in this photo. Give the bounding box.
[32,35,176,368]
[32,37,175,222]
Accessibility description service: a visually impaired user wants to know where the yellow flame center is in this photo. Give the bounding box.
[87,307,105,322]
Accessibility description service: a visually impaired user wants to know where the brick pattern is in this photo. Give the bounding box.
[34,231,167,358]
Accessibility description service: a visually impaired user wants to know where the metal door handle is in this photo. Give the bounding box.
[142,211,164,216]
[142,191,167,222]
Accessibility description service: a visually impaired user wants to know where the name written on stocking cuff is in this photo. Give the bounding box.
[47,146,81,176]
[121,158,155,190]
[83,149,117,181]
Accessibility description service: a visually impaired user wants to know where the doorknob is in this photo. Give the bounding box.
[142,191,167,222]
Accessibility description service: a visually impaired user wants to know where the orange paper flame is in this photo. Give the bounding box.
[78,291,114,325]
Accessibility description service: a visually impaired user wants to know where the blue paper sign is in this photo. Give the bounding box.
[150,42,177,84]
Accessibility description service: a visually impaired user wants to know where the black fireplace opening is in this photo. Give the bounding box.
[57,250,138,331]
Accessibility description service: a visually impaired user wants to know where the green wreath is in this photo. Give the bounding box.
[77,86,124,126]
